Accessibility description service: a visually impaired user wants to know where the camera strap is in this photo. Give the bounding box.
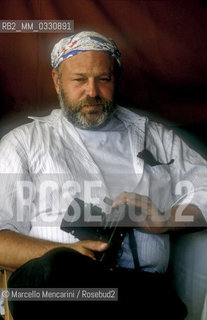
[128,229,141,270]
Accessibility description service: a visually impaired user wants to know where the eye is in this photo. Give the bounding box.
[99,78,111,82]
[73,78,86,82]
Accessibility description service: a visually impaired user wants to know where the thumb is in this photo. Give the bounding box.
[82,240,109,252]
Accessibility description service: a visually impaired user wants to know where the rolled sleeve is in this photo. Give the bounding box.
[0,131,32,235]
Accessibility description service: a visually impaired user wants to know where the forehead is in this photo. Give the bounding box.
[60,51,115,74]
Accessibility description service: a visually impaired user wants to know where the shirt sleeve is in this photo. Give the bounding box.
[0,129,32,235]
[145,121,207,223]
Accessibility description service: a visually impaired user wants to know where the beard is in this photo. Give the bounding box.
[58,86,117,130]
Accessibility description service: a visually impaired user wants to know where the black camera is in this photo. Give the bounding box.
[60,198,130,268]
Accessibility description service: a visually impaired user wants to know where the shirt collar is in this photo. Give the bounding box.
[115,106,148,131]
[28,109,63,127]
[28,106,148,131]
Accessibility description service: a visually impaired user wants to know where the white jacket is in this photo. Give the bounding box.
[0,106,206,271]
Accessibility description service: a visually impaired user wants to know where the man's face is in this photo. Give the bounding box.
[52,51,117,129]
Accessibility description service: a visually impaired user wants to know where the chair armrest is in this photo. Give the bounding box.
[0,269,13,320]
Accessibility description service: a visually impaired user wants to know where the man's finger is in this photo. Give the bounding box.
[112,192,142,208]
[82,240,109,252]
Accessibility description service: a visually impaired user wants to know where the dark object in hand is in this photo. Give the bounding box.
[60,198,129,268]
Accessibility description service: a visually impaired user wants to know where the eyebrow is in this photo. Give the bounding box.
[72,72,113,76]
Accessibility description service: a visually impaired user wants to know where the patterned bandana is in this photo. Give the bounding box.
[51,30,121,68]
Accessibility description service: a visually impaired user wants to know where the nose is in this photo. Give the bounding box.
[86,78,99,97]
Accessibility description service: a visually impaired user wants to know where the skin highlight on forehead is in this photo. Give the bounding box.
[60,51,115,79]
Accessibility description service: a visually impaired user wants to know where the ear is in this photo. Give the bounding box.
[52,68,60,95]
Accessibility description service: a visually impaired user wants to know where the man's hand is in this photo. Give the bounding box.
[112,191,206,233]
[68,240,109,260]
[112,191,168,233]
[0,231,109,272]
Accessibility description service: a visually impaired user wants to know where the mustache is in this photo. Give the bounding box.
[77,96,111,109]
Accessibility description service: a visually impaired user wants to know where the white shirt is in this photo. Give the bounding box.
[0,106,206,272]
[76,116,138,198]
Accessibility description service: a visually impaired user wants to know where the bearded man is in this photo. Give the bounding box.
[0,30,206,320]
